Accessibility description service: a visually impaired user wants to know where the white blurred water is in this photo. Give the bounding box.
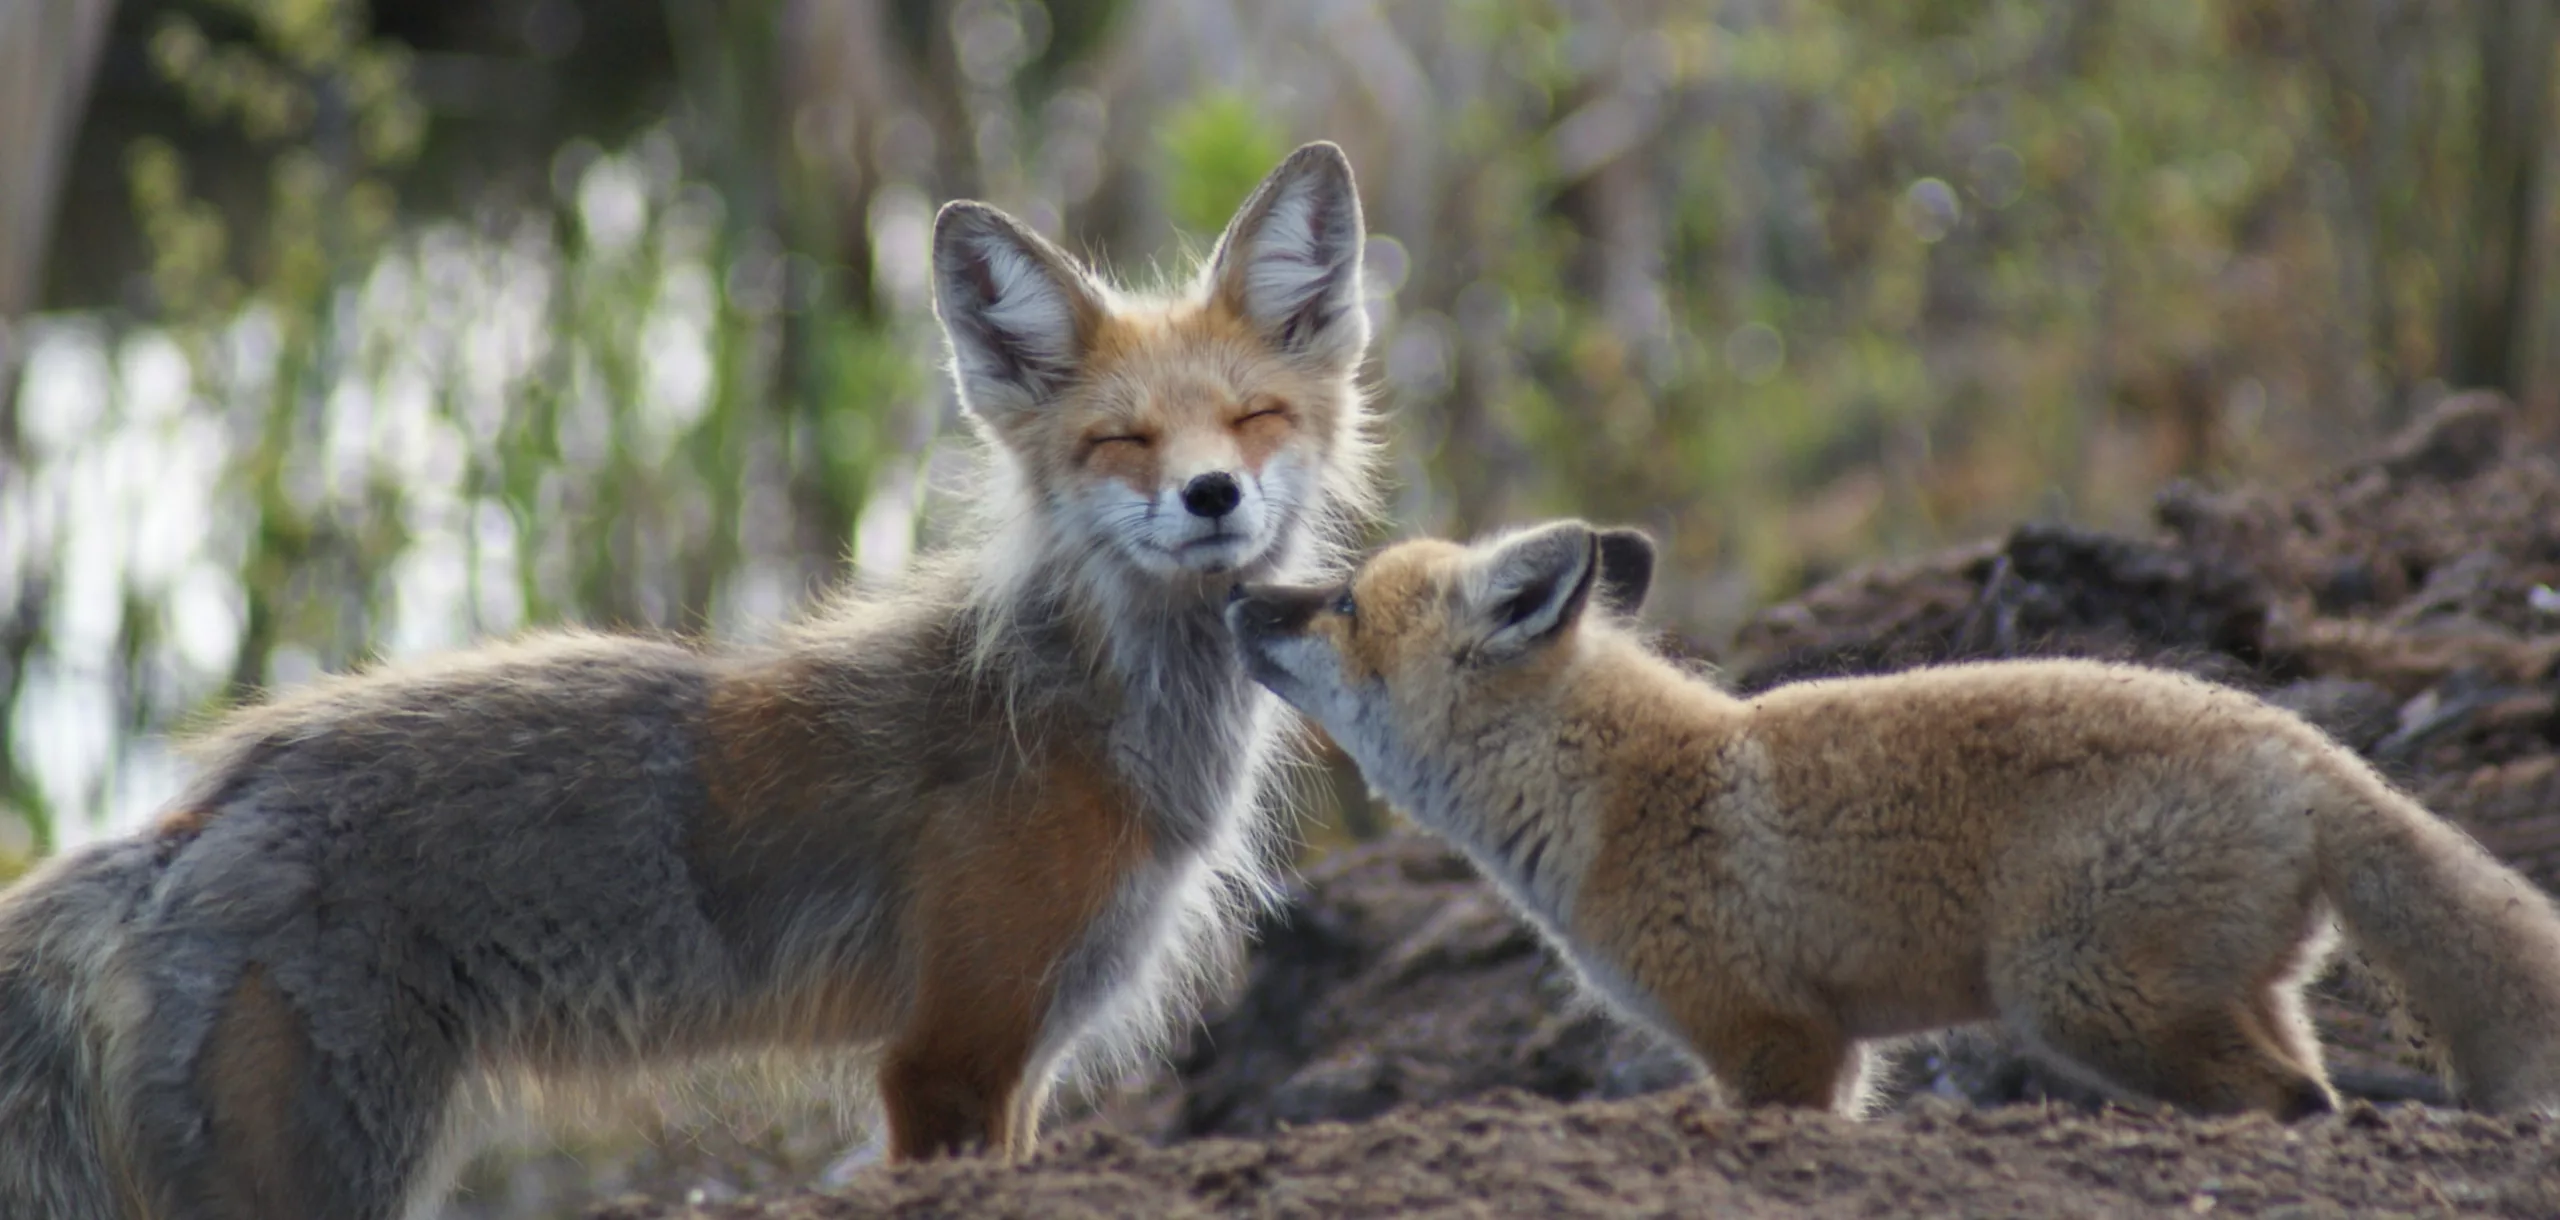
[4,146,941,850]
[11,320,235,846]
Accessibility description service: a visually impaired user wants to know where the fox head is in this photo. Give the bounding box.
[931,143,1372,587]
[1224,521,1657,793]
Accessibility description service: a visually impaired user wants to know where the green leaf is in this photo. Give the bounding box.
[1157,91,1290,237]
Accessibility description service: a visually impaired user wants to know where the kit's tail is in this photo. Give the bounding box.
[2315,758,2560,1112]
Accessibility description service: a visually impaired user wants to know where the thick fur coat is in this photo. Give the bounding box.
[1230,522,2560,1119]
[0,143,1381,1220]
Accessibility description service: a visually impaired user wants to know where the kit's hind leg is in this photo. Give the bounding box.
[1992,915,2335,1118]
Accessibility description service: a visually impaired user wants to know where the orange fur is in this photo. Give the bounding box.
[1001,299,1356,504]
[689,665,913,1049]
[1233,521,2560,1120]
[151,806,211,841]
[882,750,1154,1158]
[195,965,312,1219]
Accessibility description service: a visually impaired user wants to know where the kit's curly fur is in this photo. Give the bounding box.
[0,142,1381,1220]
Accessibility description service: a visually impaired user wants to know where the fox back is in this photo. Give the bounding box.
[0,142,1382,1220]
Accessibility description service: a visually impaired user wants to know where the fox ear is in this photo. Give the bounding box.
[1472,521,1601,663]
[1594,527,1656,615]
[932,201,1104,419]
[1207,141,1369,374]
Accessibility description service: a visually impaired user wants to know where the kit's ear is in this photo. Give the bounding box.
[1593,527,1656,615]
[1470,521,1601,664]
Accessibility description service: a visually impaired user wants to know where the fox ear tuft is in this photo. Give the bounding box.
[1209,141,1369,373]
[932,201,1102,419]
[1473,521,1600,662]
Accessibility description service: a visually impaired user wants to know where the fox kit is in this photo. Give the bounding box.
[0,143,1380,1219]
[1228,521,2560,1119]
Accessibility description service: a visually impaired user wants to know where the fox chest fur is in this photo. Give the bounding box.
[689,589,1285,1054]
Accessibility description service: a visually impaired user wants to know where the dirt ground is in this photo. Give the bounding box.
[554,393,2560,1218]
[589,1092,2560,1219]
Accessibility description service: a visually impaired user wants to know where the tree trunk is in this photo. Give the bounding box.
[0,0,118,422]
[2444,0,2554,398]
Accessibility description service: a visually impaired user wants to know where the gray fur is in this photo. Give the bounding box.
[0,143,1377,1219]
[0,838,166,1220]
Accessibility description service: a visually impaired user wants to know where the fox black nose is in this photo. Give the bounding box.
[1182,471,1242,519]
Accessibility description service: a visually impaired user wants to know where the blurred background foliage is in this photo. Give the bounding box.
[4,0,2559,871]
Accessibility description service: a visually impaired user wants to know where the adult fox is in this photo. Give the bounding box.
[0,143,1381,1219]
[1227,521,2560,1119]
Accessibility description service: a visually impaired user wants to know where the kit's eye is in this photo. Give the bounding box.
[1088,433,1152,450]
[1332,590,1357,619]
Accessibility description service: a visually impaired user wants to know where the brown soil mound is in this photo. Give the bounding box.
[581,393,2560,1218]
